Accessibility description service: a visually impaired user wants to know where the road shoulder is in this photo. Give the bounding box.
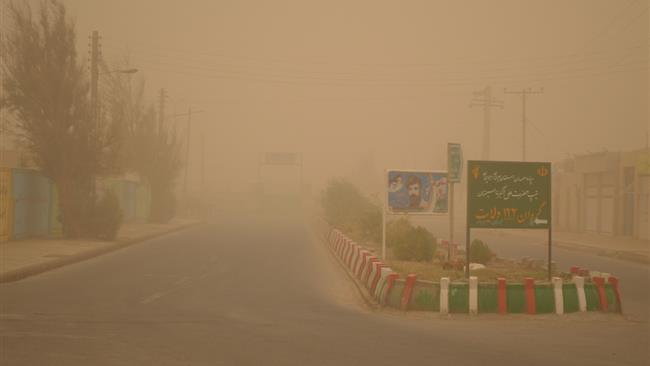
[0,218,200,283]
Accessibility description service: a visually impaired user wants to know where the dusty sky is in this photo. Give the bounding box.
[13,0,650,194]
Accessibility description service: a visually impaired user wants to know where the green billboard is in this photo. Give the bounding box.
[467,160,551,229]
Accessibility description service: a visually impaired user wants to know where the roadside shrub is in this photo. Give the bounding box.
[470,239,494,264]
[321,179,381,242]
[358,205,381,243]
[388,218,436,262]
[90,190,123,240]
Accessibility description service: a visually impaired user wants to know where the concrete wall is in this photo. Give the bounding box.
[554,149,649,239]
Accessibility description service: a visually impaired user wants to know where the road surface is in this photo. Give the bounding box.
[475,230,650,323]
[1,212,648,365]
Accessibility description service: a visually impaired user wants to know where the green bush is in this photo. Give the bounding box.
[91,190,123,240]
[470,239,494,264]
[388,218,436,262]
[321,179,381,242]
[358,205,382,243]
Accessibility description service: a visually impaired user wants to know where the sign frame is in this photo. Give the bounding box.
[385,169,449,216]
[466,160,551,230]
[465,160,553,280]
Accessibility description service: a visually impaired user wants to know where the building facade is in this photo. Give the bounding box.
[553,149,649,240]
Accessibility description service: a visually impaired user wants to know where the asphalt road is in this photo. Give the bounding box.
[412,215,649,322]
[474,230,650,323]
[1,212,648,365]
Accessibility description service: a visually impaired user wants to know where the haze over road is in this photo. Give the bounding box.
[0,211,647,366]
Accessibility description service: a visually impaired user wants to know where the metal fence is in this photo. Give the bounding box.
[0,169,151,242]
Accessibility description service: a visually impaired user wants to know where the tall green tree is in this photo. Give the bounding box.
[1,1,120,237]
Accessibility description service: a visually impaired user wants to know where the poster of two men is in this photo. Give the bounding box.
[387,170,448,214]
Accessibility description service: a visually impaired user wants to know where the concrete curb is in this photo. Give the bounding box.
[315,220,379,309]
[0,221,201,284]
[321,224,624,317]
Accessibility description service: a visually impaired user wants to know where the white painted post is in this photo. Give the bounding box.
[350,246,360,272]
[469,276,478,315]
[573,276,587,312]
[354,250,368,275]
[367,263,379,288]
[375,268,393,299]
[440,277,450,315]
[552,277,564,315]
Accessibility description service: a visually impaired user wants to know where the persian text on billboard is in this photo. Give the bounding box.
[467,160,551,229]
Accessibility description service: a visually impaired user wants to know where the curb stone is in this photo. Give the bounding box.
[320,222,624,317]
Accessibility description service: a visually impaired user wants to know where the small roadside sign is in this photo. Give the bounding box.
[447,143,462,183]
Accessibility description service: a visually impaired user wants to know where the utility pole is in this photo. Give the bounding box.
[504,87,544,161]
[200,133,205,193]
[158,88,166,134]
[469,86,503,160]
[88,30,101,204]
[89,30,101,125]
[184,108,193,193]
[170,109,204,194]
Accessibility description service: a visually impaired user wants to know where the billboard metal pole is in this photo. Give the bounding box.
[548,225,552,281]
[382,205,387,260]
[465,180,471,279]
[448,182,454,261]
[548,174,553,281]
[382,169,387,260]
[447,143,462,263]
[465,160,470,278]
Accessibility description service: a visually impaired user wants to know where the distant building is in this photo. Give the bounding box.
[553,149,649,240]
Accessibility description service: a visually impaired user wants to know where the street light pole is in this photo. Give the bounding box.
[170,109,204,194]
[88,29,139,207]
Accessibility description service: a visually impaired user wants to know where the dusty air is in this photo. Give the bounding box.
[0,1,648,365]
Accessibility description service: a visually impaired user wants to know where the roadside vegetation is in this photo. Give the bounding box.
[1,1,183,239]
[321,179,558,281]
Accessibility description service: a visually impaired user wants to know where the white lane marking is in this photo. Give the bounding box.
[173,276,191,286]
[140,292,165,304]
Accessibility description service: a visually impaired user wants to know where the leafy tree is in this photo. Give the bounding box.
[1,1,121,237]
[321,179,382,242]
[101,60,183,223]
[470,239,494,265]
[133,107,183,223]
[387,218,436,262]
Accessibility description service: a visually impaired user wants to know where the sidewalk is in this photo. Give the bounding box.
[0,217,199,283]
[552,231,649,264]
[495,229,650,265]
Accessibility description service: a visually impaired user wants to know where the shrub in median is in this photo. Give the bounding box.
[388,218,436,262]
[470,239,494,265]
[321,179,381,242]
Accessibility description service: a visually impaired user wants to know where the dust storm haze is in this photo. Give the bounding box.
[53,0,648,197]
[1,1,650,365]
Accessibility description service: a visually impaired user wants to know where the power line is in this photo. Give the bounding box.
[469,86,504,160]
[504,87,544,161]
